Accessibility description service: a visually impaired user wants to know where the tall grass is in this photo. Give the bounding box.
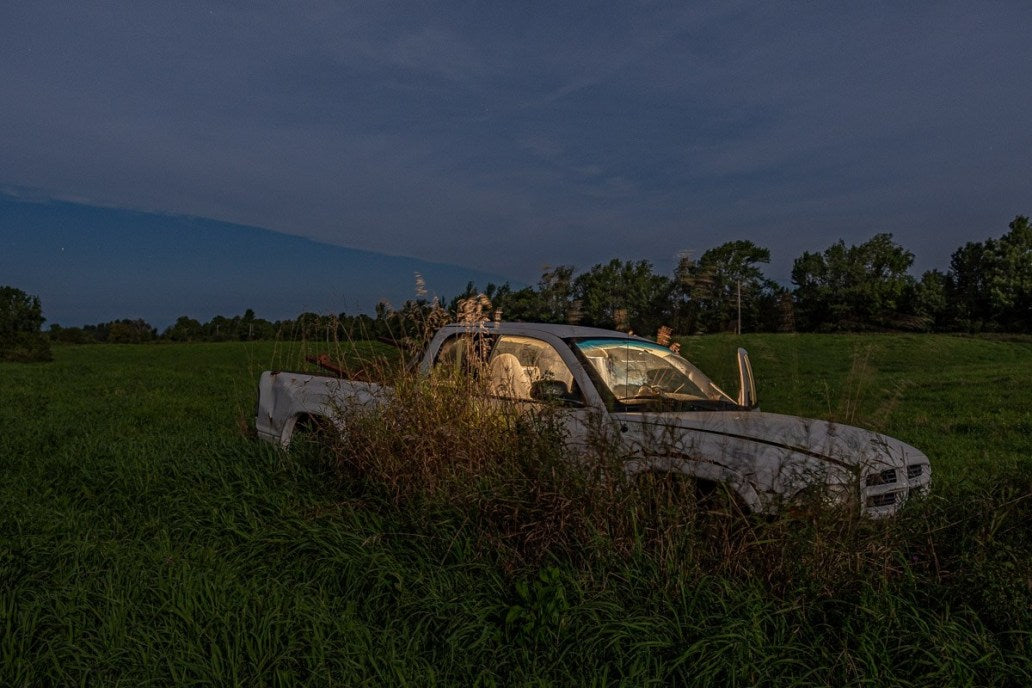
[309,336,1032,680]
[2,337,1030,685]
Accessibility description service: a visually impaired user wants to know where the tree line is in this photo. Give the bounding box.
[42,309,406,345]
[3,215,1029,361]
[464,214,1032,335]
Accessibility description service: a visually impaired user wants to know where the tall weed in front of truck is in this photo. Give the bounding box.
[303,327,856,588]
[300,335,1032,681]
[316,347,615,569]
[300,308,1032,666]
[297,299,729,570]
[278,300,1032,674]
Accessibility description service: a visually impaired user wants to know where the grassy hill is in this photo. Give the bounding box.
[2,335,1030,685]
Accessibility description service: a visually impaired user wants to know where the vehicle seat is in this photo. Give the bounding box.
[489,353,533,399]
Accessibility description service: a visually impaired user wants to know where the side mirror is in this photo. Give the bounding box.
[531,379,581,406]
[736,348,758,409]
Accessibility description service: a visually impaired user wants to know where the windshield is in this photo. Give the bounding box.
[572,338,739,410]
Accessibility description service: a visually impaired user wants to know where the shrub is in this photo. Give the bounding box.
[0,285,52,362]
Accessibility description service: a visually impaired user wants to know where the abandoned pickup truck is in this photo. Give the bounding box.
[256,322,931,517]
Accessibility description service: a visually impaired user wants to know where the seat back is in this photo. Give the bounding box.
[489,352,533,399]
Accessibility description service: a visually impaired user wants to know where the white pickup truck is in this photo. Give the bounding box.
[256,322,930,517]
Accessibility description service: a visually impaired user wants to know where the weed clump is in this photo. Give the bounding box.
[323,363,617,568]
[281,307,1032,682]
[311,355,869,589]
[304,361,1032,683]
[307,342,1030,621]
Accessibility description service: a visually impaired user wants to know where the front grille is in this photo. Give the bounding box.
[866,492,898,508]
[865,468,898,487]
[907,464,924,480]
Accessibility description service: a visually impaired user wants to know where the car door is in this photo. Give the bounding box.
[483,334,620,460]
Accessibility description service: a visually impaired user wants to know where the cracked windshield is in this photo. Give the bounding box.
[573,339,736,408]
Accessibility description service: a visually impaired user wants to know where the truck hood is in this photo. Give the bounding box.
[615,410,929,473]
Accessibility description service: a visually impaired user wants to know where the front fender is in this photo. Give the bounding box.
[623,455,764,514]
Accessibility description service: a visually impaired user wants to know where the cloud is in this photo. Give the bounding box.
[1,1,1030,287]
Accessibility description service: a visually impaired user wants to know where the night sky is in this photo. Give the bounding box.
[2,2,1030,324]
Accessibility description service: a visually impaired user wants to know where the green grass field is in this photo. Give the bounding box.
[2,335,1030,686]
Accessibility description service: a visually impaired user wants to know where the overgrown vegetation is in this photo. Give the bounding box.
[2,335,1030,685]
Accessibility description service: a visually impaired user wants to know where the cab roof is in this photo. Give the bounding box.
[438,321,652,342]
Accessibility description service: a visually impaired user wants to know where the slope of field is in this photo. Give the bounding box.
[0,193,515,328]
[2,335,1030,685]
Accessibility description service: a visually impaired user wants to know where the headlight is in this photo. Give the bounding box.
[786,481,857,516]
[824,482,859,508]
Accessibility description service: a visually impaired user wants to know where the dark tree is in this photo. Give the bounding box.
[791,233,916,331]
[983,215,1032,331]
[48,323,92,344]
[164,316,203,342]
[572,259,672,336]
[105,319,156,344]
[492,285,548,323]
[674,240,778,334]
[946,215,1032,332]
[946,240,995,331]
[538,265,576,323]
[913,270,949,331]
[0,286,52,362]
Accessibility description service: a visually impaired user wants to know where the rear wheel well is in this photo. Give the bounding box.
[287,413,336,449]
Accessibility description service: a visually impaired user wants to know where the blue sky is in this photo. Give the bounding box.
[2,2,1030,322]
